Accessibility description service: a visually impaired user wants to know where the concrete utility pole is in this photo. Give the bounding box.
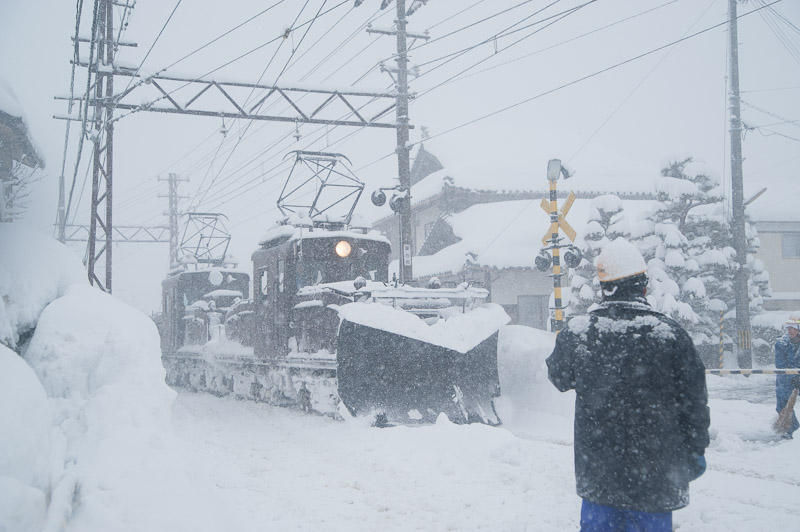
[728,0,752,368]
[159,173,188,270]
[394,0,414,283]
[0,147,10,223]
[365,0,426,283]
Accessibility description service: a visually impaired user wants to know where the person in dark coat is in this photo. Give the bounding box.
[775,316,800,438]
[546,238,710,531]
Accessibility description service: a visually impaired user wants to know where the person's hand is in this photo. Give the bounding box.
[688,454,706,481]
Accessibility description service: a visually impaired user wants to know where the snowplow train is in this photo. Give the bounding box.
[157,218,508,425]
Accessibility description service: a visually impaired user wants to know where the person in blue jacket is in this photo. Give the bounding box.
[775,316,800,438]
[547,239,710,532]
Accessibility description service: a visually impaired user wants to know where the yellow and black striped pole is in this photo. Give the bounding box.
[539,160,576,332]
[719,311,725,369]
[549,178,564,331]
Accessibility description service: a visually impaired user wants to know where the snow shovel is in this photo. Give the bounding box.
[773,387,798,435]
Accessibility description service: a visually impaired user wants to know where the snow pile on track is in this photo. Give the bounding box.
[0,224,84,349]
[336,302,510,352]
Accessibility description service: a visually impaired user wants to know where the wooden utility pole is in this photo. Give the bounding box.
[728,0,752,368]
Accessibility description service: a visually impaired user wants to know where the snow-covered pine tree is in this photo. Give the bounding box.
[633,158,772,365]
[568,194,629,317]
[632,159,722,351]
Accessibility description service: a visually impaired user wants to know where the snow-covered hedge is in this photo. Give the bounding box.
[0,224,84,349]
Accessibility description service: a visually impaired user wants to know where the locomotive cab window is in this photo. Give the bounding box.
[259,269,269,298]
[278,259,285,293]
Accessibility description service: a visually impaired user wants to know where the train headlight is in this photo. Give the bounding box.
[335,240,352,258]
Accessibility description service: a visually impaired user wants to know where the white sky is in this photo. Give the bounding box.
[1,0,798,312]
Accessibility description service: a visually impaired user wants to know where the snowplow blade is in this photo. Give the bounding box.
[336,319,501,425]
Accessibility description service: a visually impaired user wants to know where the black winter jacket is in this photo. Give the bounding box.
[546,300,710,512]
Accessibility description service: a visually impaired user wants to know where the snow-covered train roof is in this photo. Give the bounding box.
[259,223,390,247]
[297,279,488,300]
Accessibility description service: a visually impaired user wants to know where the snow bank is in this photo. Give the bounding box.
[0,345,51,532]
[336,302,510,352]
[23,284,183,530]
[25,284,173,425]
[0,224,85,349]
[0,225,237,531]
[494,325,574,441]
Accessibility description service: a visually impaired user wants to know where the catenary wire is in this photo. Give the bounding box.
[191,0,320,209]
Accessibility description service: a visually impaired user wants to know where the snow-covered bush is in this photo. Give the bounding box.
[0,224,85,350]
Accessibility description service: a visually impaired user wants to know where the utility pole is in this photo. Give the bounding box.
[728,0,752,368]
[395,0,413,283]
[159,172,188,270]
[364,0,427,283]
[57,173,66,241]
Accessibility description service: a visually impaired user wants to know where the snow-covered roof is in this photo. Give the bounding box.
[746,185,800,223]
[0,79,24,118]
[0,78,44,168]
[410,198,659,277]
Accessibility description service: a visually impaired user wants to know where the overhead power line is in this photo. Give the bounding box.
[202,0,596,214]
[450,0,680,84]
[119,0,183,95]
[192,0,325,209]
[356,0,784,173]
[186,6,391,209]
[160,0,288,75]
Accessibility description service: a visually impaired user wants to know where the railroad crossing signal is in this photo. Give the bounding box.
[540,191,577,245]
[535,159,581,332]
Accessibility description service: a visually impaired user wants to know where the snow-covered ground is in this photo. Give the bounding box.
[153,330,800,532]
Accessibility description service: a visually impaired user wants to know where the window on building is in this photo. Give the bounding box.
[782,233,800,259]
[424,221,435,240]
